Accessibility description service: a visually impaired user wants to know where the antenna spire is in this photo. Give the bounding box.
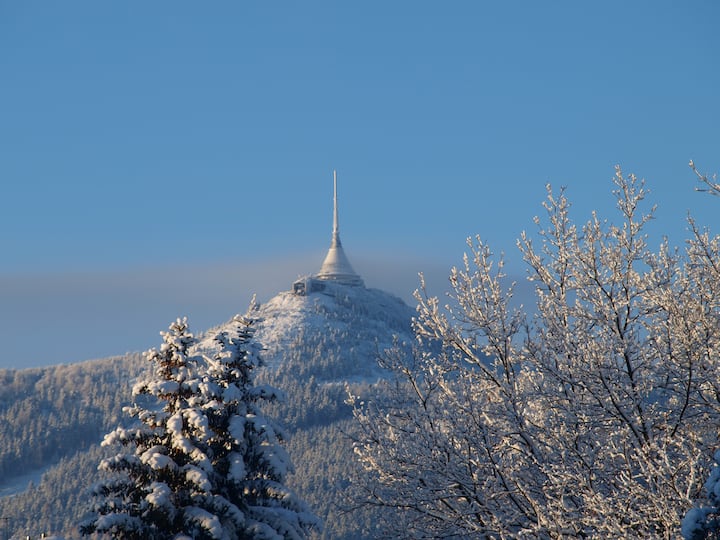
[332,170,339,243]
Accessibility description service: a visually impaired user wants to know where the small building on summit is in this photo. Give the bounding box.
[293,170,364,296]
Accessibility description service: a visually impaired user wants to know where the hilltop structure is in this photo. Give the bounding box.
[293,171,364,295]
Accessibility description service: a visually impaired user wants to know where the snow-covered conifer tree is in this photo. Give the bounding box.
[81,317,201,538]
[82,315,318,539]
[197,314,320,539]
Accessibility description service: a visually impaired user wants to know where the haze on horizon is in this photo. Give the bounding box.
[1,2,718,368]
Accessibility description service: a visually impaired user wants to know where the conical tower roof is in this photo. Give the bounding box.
[316,171,364,286]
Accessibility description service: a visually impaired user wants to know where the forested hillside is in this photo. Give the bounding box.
[0,284,414,539]
[0,354,146,537]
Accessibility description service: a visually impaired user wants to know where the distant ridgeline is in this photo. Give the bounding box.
[248,169,413,386]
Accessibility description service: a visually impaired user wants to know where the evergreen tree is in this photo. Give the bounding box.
[199,314,320,539]
[81,315,319,539]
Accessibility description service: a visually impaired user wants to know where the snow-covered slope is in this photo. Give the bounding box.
[0,283,415,539]
[200,281,416,383]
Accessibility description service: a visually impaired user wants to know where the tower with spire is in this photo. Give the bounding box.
[316,170,364,285]
[293,170,364,295]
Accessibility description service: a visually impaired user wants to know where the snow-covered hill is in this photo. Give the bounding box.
[0,280,416,539]
[199,281,416,383]
[192,281,418,538]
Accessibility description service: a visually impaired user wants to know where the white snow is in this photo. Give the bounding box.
[682,507,711,539]
[195,281,415,384]
[144,379,180,395]
[0,463,54,498]
[184,507,225,539]
[185,408,210,438]
[140,446,175,470]
[229,414,246,443]
[185,465,212,491]
[167,412,184,436]
[95,512,143,531]
[146,481,173,508]
[228,450,246,481]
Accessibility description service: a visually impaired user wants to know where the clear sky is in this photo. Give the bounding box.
[1,1,719,368]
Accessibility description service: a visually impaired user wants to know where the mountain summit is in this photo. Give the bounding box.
[254,282,415,379]
[257,170,413,380]
[205,170,415,381]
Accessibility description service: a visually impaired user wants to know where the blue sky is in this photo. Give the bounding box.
[1,2,719,368]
